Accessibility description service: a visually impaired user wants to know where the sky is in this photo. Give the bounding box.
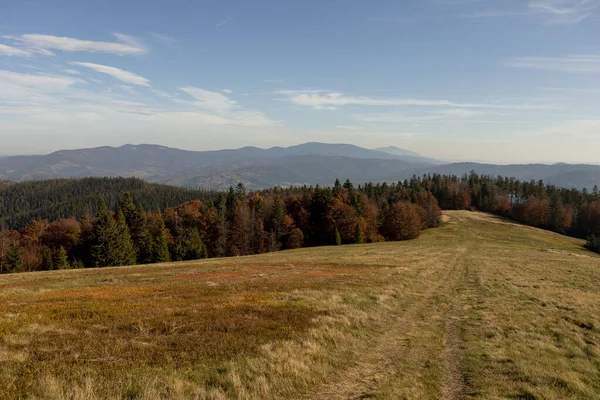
[1,0,600,163]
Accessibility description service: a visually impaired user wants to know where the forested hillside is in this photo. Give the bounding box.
[3,172,600,275]
[0,179,441,273]
[0,177,217,230]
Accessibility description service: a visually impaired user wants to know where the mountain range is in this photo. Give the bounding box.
[0,143,598,190]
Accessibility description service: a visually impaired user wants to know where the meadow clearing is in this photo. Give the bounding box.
[0,211,599,399]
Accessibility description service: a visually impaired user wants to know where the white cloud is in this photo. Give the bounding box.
[0,68,279,140]
[0,70,78,92]
[8,33,146,55]
[180,87,237,112]
[336,125,364,131]
[72,62,151,86]
[177,87,278,127]
[505,55,600,73]
[276,90,553,110]
[62,69,80,75]
[222,89,233,94]
[0,44,30,56]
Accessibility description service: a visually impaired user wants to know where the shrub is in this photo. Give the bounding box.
[584,234,600,254]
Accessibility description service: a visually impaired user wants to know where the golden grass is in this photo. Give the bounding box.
[0,211,599,399]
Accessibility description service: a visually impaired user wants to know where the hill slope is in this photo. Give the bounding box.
[0,211,598,399]
[0,177,216,230]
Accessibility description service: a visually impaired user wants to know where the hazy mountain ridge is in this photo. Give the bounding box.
[1,143,599,190]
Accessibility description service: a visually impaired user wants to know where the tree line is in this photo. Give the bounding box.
[399,172,600,252]
[0,179,442,273]
[3,171,600,274]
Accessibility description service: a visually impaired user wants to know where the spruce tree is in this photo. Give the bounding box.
[152,218,171,263]
[172,226,206,261]
[90,198,134,268]
[115,209,137,266]
[53,246,69,269]
[40,247,54,271]
[335,228,342,246]
[120,193,153,264]
[355,223,364,244]
[5,241,22,272]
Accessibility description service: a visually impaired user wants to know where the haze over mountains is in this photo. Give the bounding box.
[0,143,599,190]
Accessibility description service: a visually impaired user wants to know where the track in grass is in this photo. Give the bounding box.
[1,211,599,399]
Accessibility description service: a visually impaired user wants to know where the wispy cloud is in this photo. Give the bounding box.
[222,89,233,94]
[0,69,278,133]
[460,10,532,19]
[354,109,483,123]
[0,69,79,92]
[6,33,147,55]
[178,87,279,126]
[148,32,175,44]
[336,125,365,131]
[180,87,237,112]
[460,0,600,23]
[529,0,600,23]
[217,16,233,28]
[72,62,151,86]
[62,69,81,75]
[506,55,600,73]
[0,43,31,56]
[276,90,554,110]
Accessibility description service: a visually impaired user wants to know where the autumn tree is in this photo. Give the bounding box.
[380,201,422,241]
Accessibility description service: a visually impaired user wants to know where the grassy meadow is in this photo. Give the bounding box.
[1,211,599,399]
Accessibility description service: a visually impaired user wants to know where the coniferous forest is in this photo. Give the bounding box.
[2,172,600,274]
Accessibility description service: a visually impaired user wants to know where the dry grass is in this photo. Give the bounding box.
[0,211,599,399]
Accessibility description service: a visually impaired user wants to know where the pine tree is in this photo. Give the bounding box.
[335,228,342,246]
[115,209,137,266]
[89,198,135,268]
[5,241,22,272]
[267,197,287,251]
[225,187,237,222]
[355,223,364,244]
[172,226,206,261]
[120,193,153,264]
[152,218,171,263]
[40,247,54,271]
[52,246,69,269]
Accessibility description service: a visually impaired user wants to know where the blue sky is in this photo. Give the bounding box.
[1,0,600,163]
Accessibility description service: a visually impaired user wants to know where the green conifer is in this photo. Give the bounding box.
[5,241,22,272]
[115,208,137,266]
[52,246,69,269]
[152,218,171,263]
[40,247,54,271]
[355,224,364,244]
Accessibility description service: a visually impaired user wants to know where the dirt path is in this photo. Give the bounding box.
[306,241,470,400]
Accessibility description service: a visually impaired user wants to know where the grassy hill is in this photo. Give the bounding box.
[0,211,599,399]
